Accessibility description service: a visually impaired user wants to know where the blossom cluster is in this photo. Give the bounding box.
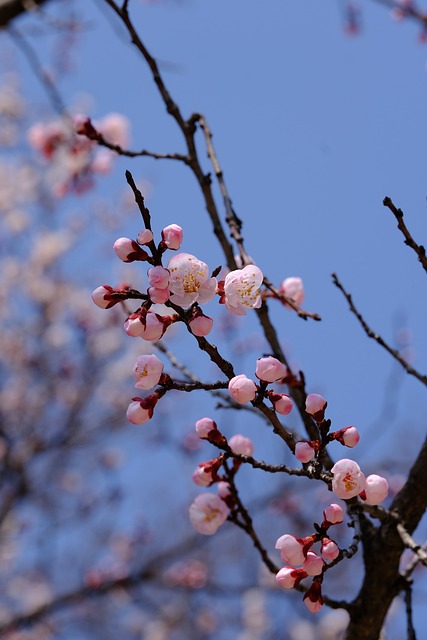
[27,113,129,196]
[295,393,389,505]
[275,503,345,613]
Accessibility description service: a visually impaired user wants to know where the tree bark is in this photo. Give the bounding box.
[344,436,427,640]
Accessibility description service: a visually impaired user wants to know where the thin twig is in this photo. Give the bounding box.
[403,581,417,640]
[383,197,427,276]
[8,24,67,116]
[332,272,427,387]
[402,541,427,578]
[396,523,427,567]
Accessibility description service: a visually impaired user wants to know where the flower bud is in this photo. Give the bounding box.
[136,229,153,245]
[126,394,158,424]
[305,393,327,422]
[303,578,323,613]
[91,285,120,309]
[332,426,360,448]
[275,534,314,567]
[280,276,304,308]
[255,356,287,383]
[228,434,254,457]
[161,224,183,250]
[303,551,324,577]
[195,418,217,439]
[148,287,170,304]
[268,391,293,415]
[321,538,339,561]
[276,567,307,589]
[113,237,148,262]
[148,266,170,289]
[322,504,344,526]
[295,441,316,464]
[360,474,389,506]
[228,374,257,404]
[189,314,213,337]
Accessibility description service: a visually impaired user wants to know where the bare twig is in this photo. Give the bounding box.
[332,272,427,387]
[383,197,427,276]
[396,523,427,567]
[403,581,417,640]
[8,24,67,116]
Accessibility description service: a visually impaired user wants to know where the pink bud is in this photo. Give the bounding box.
[161,224,183,250]
[228,374,257,404]
[305,394,327,421]
[136,229,153,245]
[228,434,254,457]
[192,459,221,487]
[276,567,307,590]
[332,426,360,448]
[126,394,158,425]
[91,285,120,309]
[269,392,293,415]
[195,418,217,439]
[331,458,366,500]
[148,287,170,304]
[322,504,344,525]
[360,474,389,506]
[255,356,287,383]
[275,534,313,567]
[148,266,170,289]
[133,354,164,390]
[303,551,324,577]
[321,538,339,561]
[113,237,148,262]
[280,277,304,308]
[295,441,316,464]
[189,493,229,535]
[124,311,167,342]
[303,579,323,613]
[217,481,232,499]
[189,314,213,337]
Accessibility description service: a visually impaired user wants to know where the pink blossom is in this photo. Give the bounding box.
[303,579,323,613]
[361,474,389,506]
[113,237,148,262]
[189,314,213,337]
[305,393,327,421]
[148,266,170,289]
[275,534,313,566]
[137,229,153,245]
[124,311,167,342]
[280,276,304,308]
[321,538,339,561]
[322,504,344,525]
[331,458,366,500]
[276,567,307,590]
[126,394,158,425]
[255,356,287,382]
[332,426,360,448]
[195,417,217,439]
[161,224,183,250]
[222,264,263,316]
[303,551,324,577]
[148,287,170,304]
[133,354,164,390]
[97,113,130,148]
[295,441,316,464]
[228,374,257,404]
[168,253,217,307]
[269,392,293,415]
[228,434,254,457]
[189,493,229,535]
[91,285,121,309]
